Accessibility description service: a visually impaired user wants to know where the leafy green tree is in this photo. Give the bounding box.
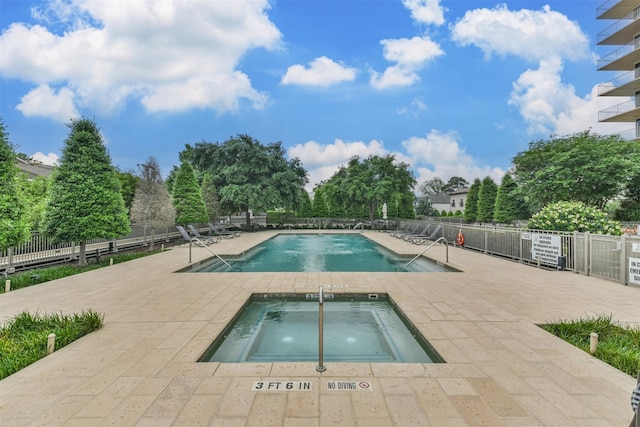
[312,185,330,217]
[477,176,498,223]
[201,173,222,222]
[419,177,445,195]
[397,192,416,219]
[512,131,640,210]
[116,169,139,213]
[493,173,529,224]
[415,197,437,216]
[614,172,640,221]
[298,190,313,217]
[0,120,30,250]
[464,178,481,222]
[182,135,308,226]
[527,201,621,235]
[42,118,130,266]
[130,157,175,251]
[18,175,49,231]
[442,176,469,193]
[171,161,208,225]
[324,155,416,228]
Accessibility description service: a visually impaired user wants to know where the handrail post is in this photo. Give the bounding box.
[404,237,449,268]
[316,286,326,372]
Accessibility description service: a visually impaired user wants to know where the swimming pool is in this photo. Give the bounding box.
[199,293,444,363]
[187,233,455,272]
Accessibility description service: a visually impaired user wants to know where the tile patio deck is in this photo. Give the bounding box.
[0,230,638,426]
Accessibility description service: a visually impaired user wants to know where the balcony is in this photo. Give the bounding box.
[597,42,640,70]
[597,14,640,44]
[597,0,640,19]
[598,69,640,95]
[598,99,640,122]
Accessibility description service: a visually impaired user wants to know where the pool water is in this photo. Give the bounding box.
[189,233,453,272]
[199,294,444,363]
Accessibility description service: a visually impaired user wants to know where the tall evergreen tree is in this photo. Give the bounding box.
[464,178,481,222]
[397,192,416,219]
[311,185,330,217]
[201,173,222,222]
[0,119,30,250]
[130,157,175,251]
[298,190,313,217]
[494,173,529,224]
[477,176,498,223]
[172,161,208,225]
[42,118,130,266]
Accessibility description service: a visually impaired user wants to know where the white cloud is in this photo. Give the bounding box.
[16,84,79,121]
[402,130,504,185]
[451,4,591,63]
[31,151,59,165]
[0,0,281,117]
[370,36,443,90]
[397,97,427,115]
[402,0,445,26]
[281,56,357,87]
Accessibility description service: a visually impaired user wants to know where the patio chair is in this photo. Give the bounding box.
[209,223,240,239]
[394,223,419,239]
[187,225,222,245]
[412,224,442,245]
[403,223,431,242]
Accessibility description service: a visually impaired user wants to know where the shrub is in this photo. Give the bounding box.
[527,201,622,235]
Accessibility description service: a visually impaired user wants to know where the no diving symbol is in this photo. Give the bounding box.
[358,381,372,391]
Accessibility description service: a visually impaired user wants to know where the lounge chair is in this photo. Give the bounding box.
[209,223,240,239]
[393,223,419,239]
[412,224,442,245]
[187,225,222,245]
[403,223,431,242]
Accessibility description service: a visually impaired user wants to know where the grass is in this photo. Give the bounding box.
[0,310,104,380]
[541,314,640,377]
[1,249,162,293]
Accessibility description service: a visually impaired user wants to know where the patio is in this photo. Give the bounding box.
[0,230,638,426]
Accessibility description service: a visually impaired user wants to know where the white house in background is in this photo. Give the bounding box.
[427,193,452,214]
[449,187,469,214]
[16,158,53,180]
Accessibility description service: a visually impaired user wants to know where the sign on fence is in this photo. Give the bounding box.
[531,233,562,265]
[629,257,640,285]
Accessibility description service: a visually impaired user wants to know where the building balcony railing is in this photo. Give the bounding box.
[597,42,635,69]
[613,126,639,140]
[598,16,634,44]
[597,0,622,18]
[598,69,640,95]
[598,99,640,121]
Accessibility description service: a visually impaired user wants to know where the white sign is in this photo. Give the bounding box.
[632,243,640,253]
[521,232,532,241]
[629,257,640,285]
[327,381,372,391]
[531,234,562,265]
[252,381,312,391]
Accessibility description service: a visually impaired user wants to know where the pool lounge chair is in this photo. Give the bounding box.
[187,225,222,245]
[393,223,419,239]
[403,223,431,242]
[412,224,442,245]
[209,223,240,239]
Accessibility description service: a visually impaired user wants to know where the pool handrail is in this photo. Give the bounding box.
[316,286,327,372]
[188,237,232,268]
[404,236,449,268]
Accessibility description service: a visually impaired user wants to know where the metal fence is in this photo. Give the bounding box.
[397,219,640,286]
[3,218,640,286]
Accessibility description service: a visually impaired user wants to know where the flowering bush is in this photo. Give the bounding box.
[527,201,622,235]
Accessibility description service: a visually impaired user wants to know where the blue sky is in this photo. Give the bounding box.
[0,0,627,190]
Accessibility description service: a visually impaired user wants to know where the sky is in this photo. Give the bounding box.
[0,0,629,191]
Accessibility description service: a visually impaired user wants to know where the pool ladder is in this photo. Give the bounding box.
[188,237,231,268]
[404,236,449,268]
[316,286,327,372]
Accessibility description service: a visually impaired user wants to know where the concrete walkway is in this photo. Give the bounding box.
[1,230,638,426]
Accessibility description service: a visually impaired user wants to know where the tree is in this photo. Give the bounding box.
[477,176,498,223]
[171,161,208,226]
[130,157,175,251]
[116,169,139,214]
[18,175,49,231]
[42,118,130,266]
[201,173,222,222]
[512,130,640,210]
[298,190,313,217]
[464,178,481,222]
[183,135,308,226]
[493,173,529,224]
[0,119,30,250]
[415,197,437,216]
[442,176,469,193]
[397,192,416,219]
[419,177,445,195]
[614,172,640,221]
[312,185,330,217]
[324,155,416,228]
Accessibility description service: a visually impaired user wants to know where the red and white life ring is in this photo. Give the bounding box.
[456,230,465,246]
